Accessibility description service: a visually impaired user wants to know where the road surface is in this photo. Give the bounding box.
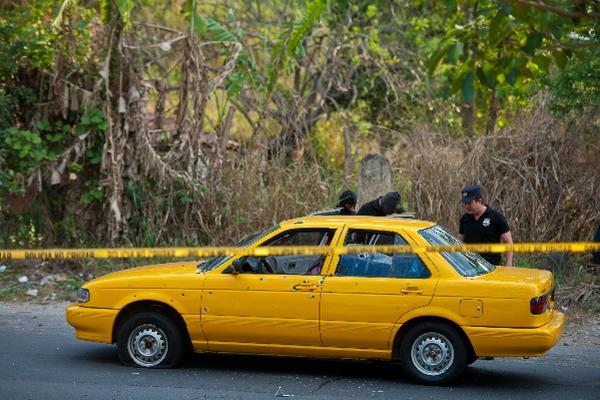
[0,302,598,400]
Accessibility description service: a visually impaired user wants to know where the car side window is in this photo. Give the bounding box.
[256,229,335,275]
[335,229,430,278]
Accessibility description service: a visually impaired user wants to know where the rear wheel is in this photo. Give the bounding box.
[117,312,185,368]
[398,321,467,385]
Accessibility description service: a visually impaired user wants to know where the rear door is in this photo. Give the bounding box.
[320,227,438,350]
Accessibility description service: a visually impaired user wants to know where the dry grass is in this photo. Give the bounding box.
[397,97,600,243]
[393,98,600,310]
[555,261,600,311]
[191,151,333,245]
[120,149,335,247]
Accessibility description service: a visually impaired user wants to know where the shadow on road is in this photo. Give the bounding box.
[68,344,560,390]
[179,352,547,389]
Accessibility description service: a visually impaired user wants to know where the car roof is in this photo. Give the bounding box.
[280,215,436,232]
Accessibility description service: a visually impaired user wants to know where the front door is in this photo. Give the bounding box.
[202,227,338,350]
[320,228,438,351]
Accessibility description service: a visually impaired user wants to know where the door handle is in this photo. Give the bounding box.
[401,286,423,294]
[292,282,319,291]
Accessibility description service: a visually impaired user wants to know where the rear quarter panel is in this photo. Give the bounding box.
[402,230,555,329]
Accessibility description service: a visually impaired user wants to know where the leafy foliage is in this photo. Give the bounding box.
[266,0,328,96]
[422,0,600,131]
[550,47,600,115]
[0,0,598,247]
[98,0,136,26]
[549,20,600,116]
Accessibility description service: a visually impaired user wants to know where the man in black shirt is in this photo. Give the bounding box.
[357,191,405,216]
[458,184,513,266]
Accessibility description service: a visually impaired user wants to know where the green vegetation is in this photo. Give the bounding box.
[0,0,598,254]
[424,1,599,133]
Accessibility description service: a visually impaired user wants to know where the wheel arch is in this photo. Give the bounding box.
[112,300,192,350]
[391,316,476,362]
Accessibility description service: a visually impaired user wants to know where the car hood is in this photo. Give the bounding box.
[87,261,200,285]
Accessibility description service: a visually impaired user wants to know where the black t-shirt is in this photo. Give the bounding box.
[357,198,385,216]
[357,198,405,216]
[459,206,510,265]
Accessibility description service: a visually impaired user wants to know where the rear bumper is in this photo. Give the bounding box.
[464,311,565,357]
[66,304,118,344]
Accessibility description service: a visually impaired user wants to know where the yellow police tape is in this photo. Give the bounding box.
[0,242,599,260]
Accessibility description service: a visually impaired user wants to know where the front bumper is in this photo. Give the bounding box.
[66,304,118,344]
[464,311,565,357]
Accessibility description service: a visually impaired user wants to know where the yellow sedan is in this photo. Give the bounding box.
[66,216,564,385]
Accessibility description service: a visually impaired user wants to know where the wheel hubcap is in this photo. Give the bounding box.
[127,323,168,367]
[410,332,454,376]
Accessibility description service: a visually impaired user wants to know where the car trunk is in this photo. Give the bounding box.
[477,266,556,327]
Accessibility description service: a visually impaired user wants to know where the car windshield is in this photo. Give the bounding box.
[198,225,280,272]
[419,225,495,277]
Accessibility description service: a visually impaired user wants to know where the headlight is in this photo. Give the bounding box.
[75,288,90,303]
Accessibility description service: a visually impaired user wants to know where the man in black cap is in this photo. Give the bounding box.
[337,189,357,215]
[357,191,405,216]
[458,184,513,266]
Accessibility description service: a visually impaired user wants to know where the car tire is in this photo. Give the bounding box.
[398,321,467,385]
[117,312,185,369]
[466,354,478,365]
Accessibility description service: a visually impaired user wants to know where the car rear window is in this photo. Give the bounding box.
[419,225,495,277]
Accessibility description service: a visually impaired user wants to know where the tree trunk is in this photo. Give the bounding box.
[461,100,476,137]
[486,90,498,135]
[343,126,356,187]
[101,12,127,244]
[461,1,479,138]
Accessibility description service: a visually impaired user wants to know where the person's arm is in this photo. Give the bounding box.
[500,231,513,267]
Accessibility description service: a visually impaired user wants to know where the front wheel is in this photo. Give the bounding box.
[398,322,467,385]
[117,312,185,368]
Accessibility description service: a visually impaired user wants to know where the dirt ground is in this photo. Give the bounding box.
[559,309,600,347]
[0,258,200,302]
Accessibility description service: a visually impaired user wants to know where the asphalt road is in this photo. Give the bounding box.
[0,302,598,400]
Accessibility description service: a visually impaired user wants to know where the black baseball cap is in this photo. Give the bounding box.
[460,184,482,203]
[337,190,357,207]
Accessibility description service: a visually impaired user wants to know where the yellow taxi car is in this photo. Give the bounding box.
[66,215,564,385]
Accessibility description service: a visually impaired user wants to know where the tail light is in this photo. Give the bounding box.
[530,290,553,315]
